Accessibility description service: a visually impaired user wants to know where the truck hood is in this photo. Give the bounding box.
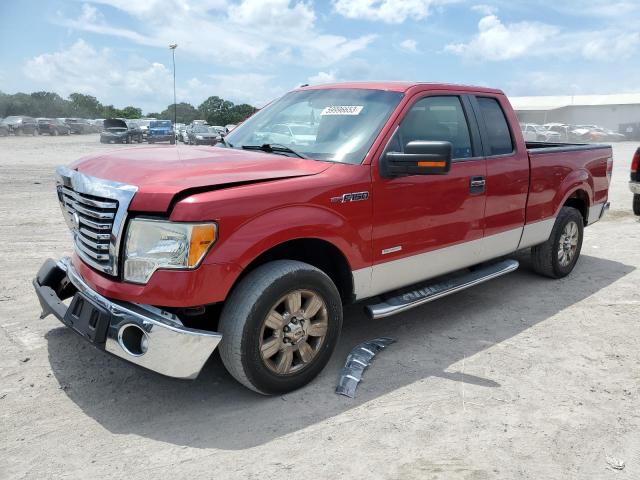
[70,146,332,212]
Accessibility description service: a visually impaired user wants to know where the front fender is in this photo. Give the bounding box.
[203,204,369,271]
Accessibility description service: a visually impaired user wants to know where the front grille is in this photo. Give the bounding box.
[55,165,138,277]
[59,186,118,272]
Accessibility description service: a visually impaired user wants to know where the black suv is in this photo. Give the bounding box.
[3,116,39,135]
[37,118,72,136]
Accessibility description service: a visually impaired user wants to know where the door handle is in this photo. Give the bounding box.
[470,176,486,194]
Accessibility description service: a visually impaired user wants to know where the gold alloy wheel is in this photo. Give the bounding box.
[558,220,579,267]
[259,289,329,375]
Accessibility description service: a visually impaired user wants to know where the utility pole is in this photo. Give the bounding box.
[169,44,178,129]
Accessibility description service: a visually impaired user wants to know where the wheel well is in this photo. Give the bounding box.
[240,239,354,303]
[563,190,588,225]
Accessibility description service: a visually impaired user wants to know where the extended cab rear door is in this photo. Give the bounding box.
[468,94,529,250]
[367,91,487,297]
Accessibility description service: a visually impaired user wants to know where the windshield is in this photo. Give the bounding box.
[192,125,208,133]
[224,88,403,164]
[150,120,171,128]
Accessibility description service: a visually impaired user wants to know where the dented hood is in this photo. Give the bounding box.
[69,146,331,212]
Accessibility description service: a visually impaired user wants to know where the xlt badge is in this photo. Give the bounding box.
[331,191,370,204]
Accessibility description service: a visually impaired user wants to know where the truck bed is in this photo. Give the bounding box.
[525,141,612,226]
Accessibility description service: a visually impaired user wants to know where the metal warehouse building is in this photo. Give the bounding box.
[510,94,640,139]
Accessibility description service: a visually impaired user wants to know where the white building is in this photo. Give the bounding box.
[509,93,640,136]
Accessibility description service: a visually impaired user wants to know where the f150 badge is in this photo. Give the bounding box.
[331,191,370,204]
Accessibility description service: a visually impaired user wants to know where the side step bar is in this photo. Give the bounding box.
[365,259,519,319]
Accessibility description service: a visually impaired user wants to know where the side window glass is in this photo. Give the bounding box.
[389,96,473,159]
[476,97,514,155]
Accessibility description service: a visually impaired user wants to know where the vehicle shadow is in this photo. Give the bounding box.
[46,254,633,450]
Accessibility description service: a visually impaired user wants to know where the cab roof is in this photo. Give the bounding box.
[300,81,503,95]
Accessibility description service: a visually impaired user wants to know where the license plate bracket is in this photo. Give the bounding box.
[64,293,110,344]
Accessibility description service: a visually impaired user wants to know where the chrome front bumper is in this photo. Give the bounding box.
[33,257,221,379]
[630,182,640,194]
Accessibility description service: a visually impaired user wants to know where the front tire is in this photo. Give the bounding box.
[219,260,342,395]
[633,194,640,216]
[531,206,584,278]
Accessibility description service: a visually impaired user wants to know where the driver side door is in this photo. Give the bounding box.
[368,93,487,297]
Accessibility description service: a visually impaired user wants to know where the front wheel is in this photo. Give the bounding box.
[633,194,640,216]
[219,260,342,395]
[531,206,584,278]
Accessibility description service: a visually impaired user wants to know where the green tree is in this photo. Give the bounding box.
[198,96,234,125]
[120,106,142,119]
[68,93,103,118]
[159,102,200,124]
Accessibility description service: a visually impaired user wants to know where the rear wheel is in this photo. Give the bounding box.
[32,129,39,136]
[219,260,342,394]
[633,194,640,216]
[15,128,23,136]
[531,206,584,278]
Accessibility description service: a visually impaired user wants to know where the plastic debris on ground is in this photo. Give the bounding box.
[335,337,395,398]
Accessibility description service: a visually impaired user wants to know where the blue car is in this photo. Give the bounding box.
[147,120,175,144]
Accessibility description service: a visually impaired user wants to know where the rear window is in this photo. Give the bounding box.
[477,97,514,155]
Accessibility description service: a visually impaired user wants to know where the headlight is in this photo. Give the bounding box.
[123,219,217,283]
[196,135,203,139]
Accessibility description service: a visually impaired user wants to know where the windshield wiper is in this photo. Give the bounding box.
[241,143,308,159]
[217,136,233,148]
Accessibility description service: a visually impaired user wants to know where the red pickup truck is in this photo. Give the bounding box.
[34,82,612,394]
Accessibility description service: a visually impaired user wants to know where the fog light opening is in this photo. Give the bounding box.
[118,324,149,357]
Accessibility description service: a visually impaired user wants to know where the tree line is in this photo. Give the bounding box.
[0,91,258,126]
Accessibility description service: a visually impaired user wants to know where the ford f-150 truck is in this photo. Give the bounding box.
[34,82,612,394]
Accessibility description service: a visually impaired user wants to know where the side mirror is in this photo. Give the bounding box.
[381,141,452,178]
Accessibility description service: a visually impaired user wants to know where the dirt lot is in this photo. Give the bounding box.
[1,135,639,479]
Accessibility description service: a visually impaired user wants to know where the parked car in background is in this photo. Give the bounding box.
[89,119,105,133]
[0,119,9,136]
[520,123,561,142]
[37,118,71,136]
[630,147,640,215]
[64,118,92,134]
[148,120,175,144]
[3,116,39,135]
[177,125,189,143]
[186,124,221,145]
[100,118,143,144]
[136,118,155,138]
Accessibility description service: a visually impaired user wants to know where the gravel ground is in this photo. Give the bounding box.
[1,135,639,479]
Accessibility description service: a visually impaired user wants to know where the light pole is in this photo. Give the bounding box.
[169,44,177,128]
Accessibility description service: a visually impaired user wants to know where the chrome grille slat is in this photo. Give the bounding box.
[56,166,138,276]
[79,227,111,241]
[67,201,116,220]
[76,240,110,261]
[61,187,118,209]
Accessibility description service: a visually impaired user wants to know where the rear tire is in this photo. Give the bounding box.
[219,260,342,395]
[15,128,23,136]
[531,206,584,279]
[633,194,640,216]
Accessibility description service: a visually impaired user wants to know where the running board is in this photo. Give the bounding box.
[365,259,519,319]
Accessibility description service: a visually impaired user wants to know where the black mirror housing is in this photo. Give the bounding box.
[381,141,453,178]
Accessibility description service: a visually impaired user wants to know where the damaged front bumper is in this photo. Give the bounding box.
[33,257,221,379]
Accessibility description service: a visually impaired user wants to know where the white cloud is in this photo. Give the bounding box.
[187,73,284,107]
[471,4,497,15]
[399,39,419,52]
[57,1,375,68]
[445,15,558,61]
[22,39,284,111]
[446,13,640,62]
[332,0,455,24]
[307,71,339,85]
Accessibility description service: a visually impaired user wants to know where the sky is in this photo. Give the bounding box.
[1,0,639,113]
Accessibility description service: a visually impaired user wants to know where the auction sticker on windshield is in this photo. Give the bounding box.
[321,106,364,116]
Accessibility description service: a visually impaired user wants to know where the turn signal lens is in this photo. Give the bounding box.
[417,161,446,168]
[188,224,217,267]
